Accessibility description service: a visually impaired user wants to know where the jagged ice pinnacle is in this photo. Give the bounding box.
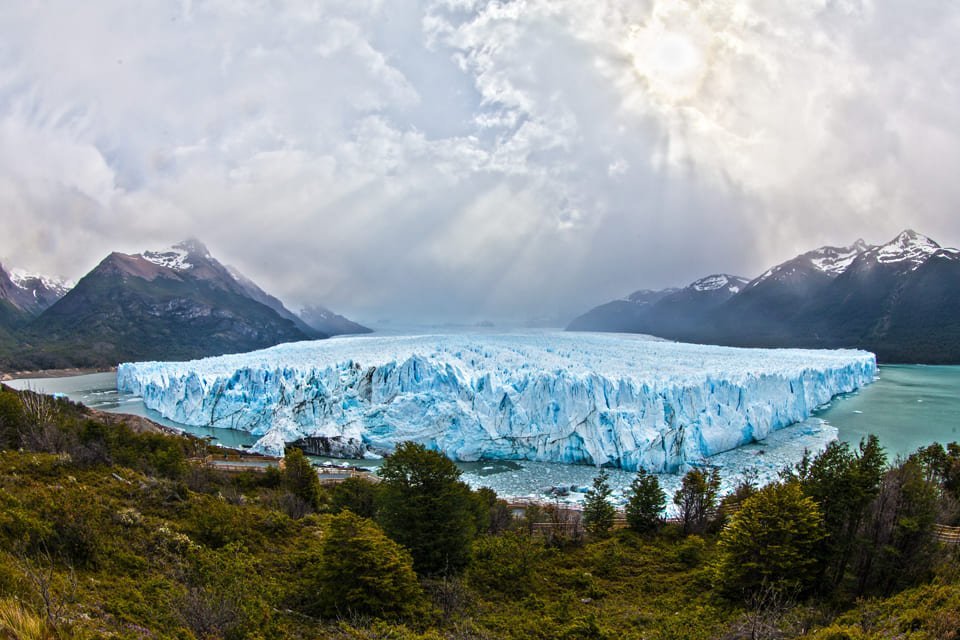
[117,332,876,472]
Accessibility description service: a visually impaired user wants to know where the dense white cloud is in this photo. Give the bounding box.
[0,0,958,323]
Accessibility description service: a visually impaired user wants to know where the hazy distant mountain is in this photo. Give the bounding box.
[566,288,679,332]
[4,239,321,370]
[568,230,960,363]
[225,265,325,337]
[567,275,748,339]
[299,304,371,336]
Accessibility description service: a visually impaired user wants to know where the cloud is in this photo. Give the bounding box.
[0,0,958,323]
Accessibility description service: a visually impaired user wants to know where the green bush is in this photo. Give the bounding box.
[677,535,707,567]
[283,448,323,513]
[330,476,379,518]
[715,481,825,596]
[307,511,425,620]
[673,468,721,535]
[467,532,545,596]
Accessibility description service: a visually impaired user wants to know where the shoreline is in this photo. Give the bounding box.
[0,366,116,382]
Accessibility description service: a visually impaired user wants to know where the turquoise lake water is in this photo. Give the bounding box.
[816,365,960,456]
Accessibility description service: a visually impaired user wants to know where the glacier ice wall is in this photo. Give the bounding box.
[116,332,876,471]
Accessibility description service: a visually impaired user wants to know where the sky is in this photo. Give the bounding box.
[1,0,959,325]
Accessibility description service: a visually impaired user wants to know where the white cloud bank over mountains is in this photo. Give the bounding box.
[1,0,958,322]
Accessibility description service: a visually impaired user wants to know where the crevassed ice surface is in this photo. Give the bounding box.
[116,332,877,471]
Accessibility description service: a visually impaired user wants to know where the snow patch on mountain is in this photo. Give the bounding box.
[141,247,192,271]
[117,332,876,472]
[690,274,748,293]
[809,239,870,275]
[140,239,213,272]
[8,269,73,297]
[872,230,940,268]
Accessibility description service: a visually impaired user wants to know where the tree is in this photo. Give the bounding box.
[911,441,960,523]
[376,442,477,575]
[282,448,322,514]
[308,511,424,620]
[715,481,825,597]
[330,476,379,519]
[625,468,665,534]
[853,459,939,595]
[801,436,885,588]
[582,469,616,536]
[472,486,512,534]
[673,467,721,535]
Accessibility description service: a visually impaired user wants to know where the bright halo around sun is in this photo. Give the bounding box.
[624,10,712,106]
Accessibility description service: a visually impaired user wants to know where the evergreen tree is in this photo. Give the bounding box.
[715,481,825,597]
[582,469,616,536]
[673,468,721,535]
[625,468,665,534]
[282,447,322,513]
[376,442,477,575]
[309,511,424,619]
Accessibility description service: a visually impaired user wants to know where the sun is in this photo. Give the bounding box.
[624,15,710,105]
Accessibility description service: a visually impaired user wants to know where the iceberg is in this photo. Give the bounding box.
[116,332,876,471]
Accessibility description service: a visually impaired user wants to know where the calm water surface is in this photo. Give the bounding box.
[817,365,960,456]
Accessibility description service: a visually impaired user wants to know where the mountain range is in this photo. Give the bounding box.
[0,239,369,371]
[567,230,960,364]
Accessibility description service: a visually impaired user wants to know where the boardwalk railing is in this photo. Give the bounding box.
[192,454,283,473]
[316,467,381,485]
[934,524,960,545]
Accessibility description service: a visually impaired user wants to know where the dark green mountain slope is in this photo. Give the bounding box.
[3,240,320,370]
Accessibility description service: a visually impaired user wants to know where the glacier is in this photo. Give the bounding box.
[116,332,876,472]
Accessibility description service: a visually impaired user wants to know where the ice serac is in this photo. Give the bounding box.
[117,332,876,471]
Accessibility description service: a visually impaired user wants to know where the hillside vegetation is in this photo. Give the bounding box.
[0,384,958,639]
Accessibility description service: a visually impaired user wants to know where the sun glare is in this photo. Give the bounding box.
[628,27,707,104]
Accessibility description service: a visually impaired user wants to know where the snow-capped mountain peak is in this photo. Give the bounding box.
[808,239,871,276]
[8,269,74,295]
[140,239,211,271]
[872,229,940,267]
[690,274,748,293]
[141,247,192,271]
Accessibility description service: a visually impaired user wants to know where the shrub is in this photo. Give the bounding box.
[677,535,707,567]
[715,482,825,597]
[308,511,424,620]
[467,532,545,596]
[282,448,323,514]
[330,476,379,519]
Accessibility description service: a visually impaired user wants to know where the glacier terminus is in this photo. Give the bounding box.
[116,332,877,472]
